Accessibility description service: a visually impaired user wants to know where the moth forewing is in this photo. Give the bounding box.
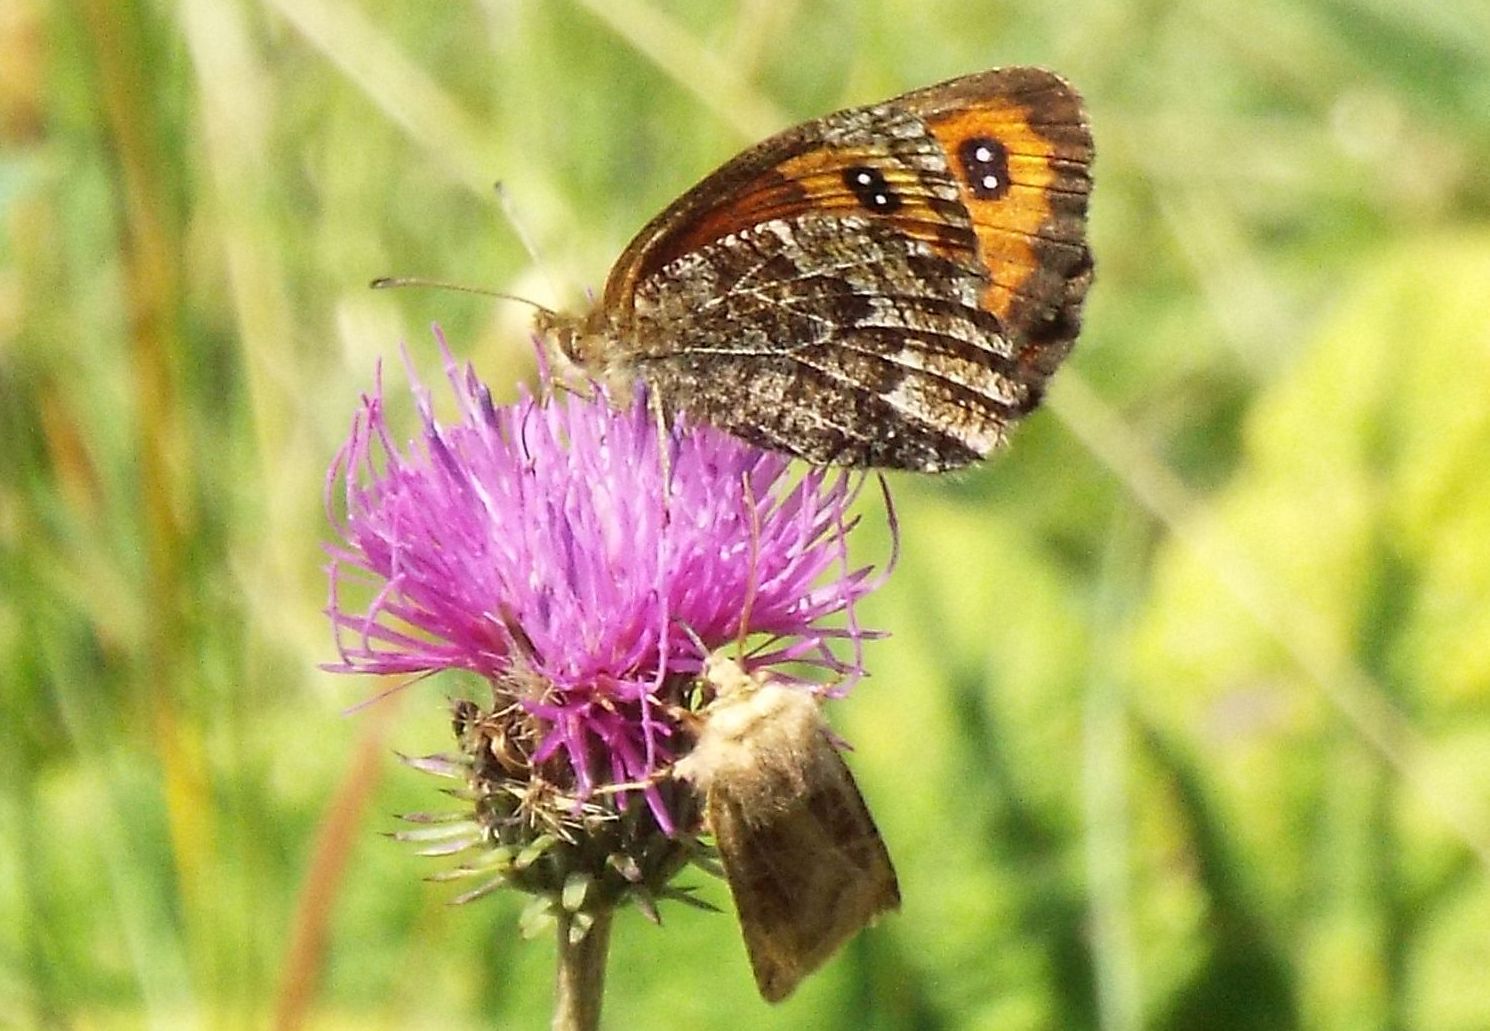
[674,656,899,1003]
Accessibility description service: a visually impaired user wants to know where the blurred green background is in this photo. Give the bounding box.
[5,0,1490,1027]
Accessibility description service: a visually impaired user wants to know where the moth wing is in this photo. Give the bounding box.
[707,731,900,1002]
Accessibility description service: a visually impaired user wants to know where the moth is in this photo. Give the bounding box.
[538,66,1093,471]
[674,652,900,1002]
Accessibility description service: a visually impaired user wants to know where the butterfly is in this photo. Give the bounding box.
[673,652,899,1002]
[536,66,1093,472]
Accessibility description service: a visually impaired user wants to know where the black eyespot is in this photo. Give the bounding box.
[958,136,1009,200]
[842,165,903,214]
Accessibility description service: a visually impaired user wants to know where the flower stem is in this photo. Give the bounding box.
[551,908,614,1031]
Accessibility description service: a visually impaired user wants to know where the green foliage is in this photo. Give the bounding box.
[2,0,1487,1027]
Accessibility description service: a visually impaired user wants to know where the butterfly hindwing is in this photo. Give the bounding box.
[624,215,1029,469]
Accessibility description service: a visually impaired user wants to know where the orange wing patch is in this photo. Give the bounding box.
[635,146,978,281]
[924,99,1091,324]
[770,149,975,261]
[637,166,808,275]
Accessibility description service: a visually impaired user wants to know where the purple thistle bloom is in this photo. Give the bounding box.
[325,333,890,829]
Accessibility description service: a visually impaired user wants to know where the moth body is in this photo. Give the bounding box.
[676,655,899,1002]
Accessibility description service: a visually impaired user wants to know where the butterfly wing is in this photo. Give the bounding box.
[599,68,1092,470]
[899,67,1094,380]
[625,215,1023,469]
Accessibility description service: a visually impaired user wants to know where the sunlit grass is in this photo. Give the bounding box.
[4,0,1489,1027]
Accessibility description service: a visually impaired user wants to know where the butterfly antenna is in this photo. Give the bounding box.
[493,180,566,305]
[368,276,559,321]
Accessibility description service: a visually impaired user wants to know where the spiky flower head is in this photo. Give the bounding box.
[325,334,890,927]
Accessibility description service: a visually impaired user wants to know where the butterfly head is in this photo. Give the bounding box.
[532,304,619,378]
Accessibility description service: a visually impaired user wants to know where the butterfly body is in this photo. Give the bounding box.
[543,67,1092,471]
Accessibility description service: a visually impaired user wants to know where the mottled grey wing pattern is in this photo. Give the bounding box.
[628,213,1024,470]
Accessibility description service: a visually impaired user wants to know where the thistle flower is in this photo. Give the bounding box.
[323,333,891,932]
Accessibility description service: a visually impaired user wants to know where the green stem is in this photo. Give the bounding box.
[551,908,614,1031]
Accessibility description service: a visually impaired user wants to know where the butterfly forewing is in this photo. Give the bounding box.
[604,99,979,296]
[902,67,1094,378]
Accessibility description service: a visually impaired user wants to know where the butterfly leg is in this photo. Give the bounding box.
[646,386,677,506]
